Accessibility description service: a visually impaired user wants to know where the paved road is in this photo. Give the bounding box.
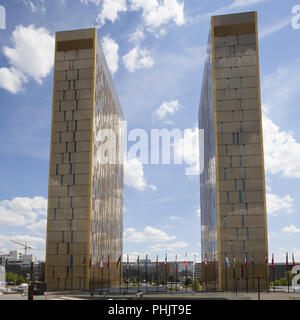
[0,293,28,300]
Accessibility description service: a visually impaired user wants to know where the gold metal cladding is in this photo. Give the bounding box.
[211,15,222,291]
[255,11,269,282]
[45,36,57,284]
[56,38,94,51]
[214,22,256,37]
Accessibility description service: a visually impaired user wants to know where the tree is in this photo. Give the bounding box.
[6,272,26,285]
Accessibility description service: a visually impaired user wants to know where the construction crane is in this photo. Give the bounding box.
[10,240,32,256]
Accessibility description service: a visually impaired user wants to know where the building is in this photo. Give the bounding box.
[45,28,124,291]
[199,11,268,291]
[194,263,202,280]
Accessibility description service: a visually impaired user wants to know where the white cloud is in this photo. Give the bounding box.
[149,241,188,252]
[0,24,54,94]
[101,35,119,76]
[266,191,294,216]
[22,0,46,14]
[263,111,300,178]
[195,207,201,217]
[129,25,146,43]
[228,0,267,9]
[259,17,291,39]
[129,0,185,33]
[96,0,127,26]
[123,46,154,72]
[0,197,47,227]
[26,219,47,236]
[282,225,300,234]
[154,100,180,121]
[80,0,101,5]
[124,158,156,191]
[174,126,200,175]
[124,226,176,243]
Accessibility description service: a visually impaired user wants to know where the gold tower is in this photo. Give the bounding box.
[45,28,124,291]
[199,12,268,291]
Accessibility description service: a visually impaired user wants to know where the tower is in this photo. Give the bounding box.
[199,12,268,291]
[45,29,124,291]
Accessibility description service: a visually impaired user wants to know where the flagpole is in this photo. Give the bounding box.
[273,253,275,293]
[156,255,159,293]
[166,254,168,293]
[137,257,140,293]
[287,252,289,293]
[175,255,178,292]
[127,254,129,293]
[146,255,148,293]
[108,256,110,293]
[120,258,122,293]
[245,254,248,293]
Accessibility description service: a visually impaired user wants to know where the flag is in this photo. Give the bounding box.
[82,256,86,266]
[144,254,148,268]
[204,254,208,267]
[174,254,177,266]
[271,253,274,269]
[106,255,110,269]
[70,255,73,269]
[165,254,168,268]
[286,252,289,270]
[225,256,230,267]
[126,254,129,270]
[292,253,296,267]
[265,255,268,268]
[251,255,255,270]
[156,254,158,268]
[233,256,236,270]
[88,257,91,269]
[184,254,187,268]
[137,255,140,266]
[100,256,104,269]
[214,255,216,270]
[244,255,247,269]
[115,256,121,269]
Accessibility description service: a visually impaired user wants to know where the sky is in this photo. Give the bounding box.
[0,0,300,263]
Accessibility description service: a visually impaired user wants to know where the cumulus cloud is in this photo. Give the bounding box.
[282,225,300,234]
[263,110,300,178]
[266,191,294,216]
[0,24,54,94]
[124,158,156,191]
[0,197,47,227]
[129,0,185,33]
[96,0,127,26]
[123,46,154,72]
[154,100,180,121]
[129,25,146,43]
[101,35,119,76]
[124,226,176,242]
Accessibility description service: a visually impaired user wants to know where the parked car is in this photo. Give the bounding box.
[19,283,28,289]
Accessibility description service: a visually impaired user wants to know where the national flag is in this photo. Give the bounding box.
[70,255,73,269]
[165,254,168,268]
[174,254,177,266]
[100,256,104,269]
[144,254,148,268]
[204,254,208,267]
[82,256,86,266]
[286,252,289,270]
[156,254,158,268]
[126,254,129,270]
[225,256,230,267]
[265,255,268,268]
[184,254,187,268]
[88,257,91,269]
[115,256,121,269]
[233,256,236,270]
[244,255,247,269]
[251,255,255,270]
[214,255,217,270]
[271,253,274,269]
[137,255,140,266]
[292,253,296,267]
[106,255,110,269]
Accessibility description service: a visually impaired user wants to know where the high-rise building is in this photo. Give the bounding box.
[199,12,268,291]
[45,29,124,291]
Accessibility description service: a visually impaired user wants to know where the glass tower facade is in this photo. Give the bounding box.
[45,28,124,291]
[199,12,269,291]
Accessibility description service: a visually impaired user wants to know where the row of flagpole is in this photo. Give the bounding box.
[67,251,296,292]
[203,252,297,292]
[77,253,192,292]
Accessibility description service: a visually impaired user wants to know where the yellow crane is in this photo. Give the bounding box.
[10,240,32,256]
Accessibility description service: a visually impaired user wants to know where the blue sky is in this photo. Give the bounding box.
[0,0,300,263]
